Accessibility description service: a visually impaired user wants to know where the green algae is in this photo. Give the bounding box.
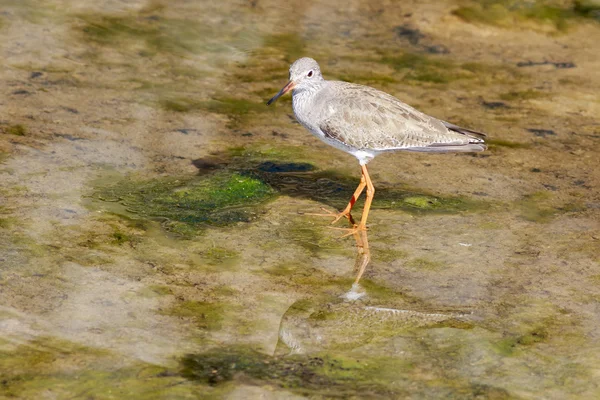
[229,32,305,87]
[159,95,274,128]
[0,217,14,228]
[487,138,530,149]
[181,346,400,397]
[200,246,239,270]
[403,196,441,209]
[196,152,488,217]
[575,0,600,17]
[264,33,306,62]
[381,53,469,84]
[406,257,445,271]
[201,97,268,116]
[285,223,350,258]
[453,0,596,31]
[264,262,353,289]
[378,52,511,85]
[382,53,449,71]
[90,171,276,236]
[165,301,225,330]
[516,191,557,222]
[147,284,173,296]
[335,72,397,85]
[252,165,488,216]
[373,248,409,263]
[159,97,202,113]
[589,274,600,283]
[0,338,199,399]
[160,96,269,116]
[499,89,546,101]
[226,145,312,165]
[2,124,26,136]
[78,13,216,57]
[111,229,133,245]
[517,326,549,345]
[494,327,550,356]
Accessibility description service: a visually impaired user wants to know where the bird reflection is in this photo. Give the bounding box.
[274,282,468,356]
[348,213,370,284]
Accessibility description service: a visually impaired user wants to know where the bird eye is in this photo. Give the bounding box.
[307,70,313,78]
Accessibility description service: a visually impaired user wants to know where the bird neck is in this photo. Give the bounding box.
[292,80,325,103]
[294,78,325,94]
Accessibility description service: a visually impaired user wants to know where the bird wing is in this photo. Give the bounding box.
[317,82,486,152]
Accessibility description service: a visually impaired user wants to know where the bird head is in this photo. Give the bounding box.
[267,57,323,105]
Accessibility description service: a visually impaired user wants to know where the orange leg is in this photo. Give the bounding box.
[332,164,375,237]
[332,172,367,224]
[352,229,371,283]
[357,164,375,231]
[304,171,367,225]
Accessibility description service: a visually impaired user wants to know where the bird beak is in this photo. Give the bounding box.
[267,80,295,105]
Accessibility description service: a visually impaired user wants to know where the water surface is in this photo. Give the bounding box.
[1,0,599,398]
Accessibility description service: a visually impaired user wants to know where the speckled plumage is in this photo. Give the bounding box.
[266,57,488,253]
[274,57,486,165]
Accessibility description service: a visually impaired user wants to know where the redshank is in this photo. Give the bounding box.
[267,57,486,235]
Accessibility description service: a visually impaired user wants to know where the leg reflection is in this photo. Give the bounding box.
[351,221,371,283]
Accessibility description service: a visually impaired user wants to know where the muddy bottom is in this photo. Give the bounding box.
[1,0,599,399]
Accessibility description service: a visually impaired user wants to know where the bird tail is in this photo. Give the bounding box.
[406,143,487,153]
[442,121,487,141]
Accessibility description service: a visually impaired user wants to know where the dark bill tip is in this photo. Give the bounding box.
[266,95,278,106]
[266,81,295,106]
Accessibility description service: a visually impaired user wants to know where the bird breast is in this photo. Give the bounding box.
[292,85,333,138]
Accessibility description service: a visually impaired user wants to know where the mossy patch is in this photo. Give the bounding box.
[268,263,353,289]
[181,346,401,396]
[0,336,198,398]
[381,53,469,84]
[575,0,600,18]
[159,96,273,127]
[148,285,173,296]
[0,217,15,229]
[200,246,239,269]
[111,229,132,245]
[334,72,397,85]
[494,327,549,356]
[2,124,26,136]
[263,33,306,62]
[286,224,349,257]
[374,248,409,263]
[487,138,530,149]
[90,171,276,236]
[160,96,267,115]
[253,165,488,216]
[226,145,313,165]
[77,13,216,57]
[165,301,225,330]
[0,337,112,380]
[406,258,445,271]
[379,53,509,85]
[499,89,546,101]
[453,0,596,31]
[517,327,548,345]
[402,196,441,209]
[516,191,556,222]
[90,155,487,240]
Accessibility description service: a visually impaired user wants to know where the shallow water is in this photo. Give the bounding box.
[1,0,599,398]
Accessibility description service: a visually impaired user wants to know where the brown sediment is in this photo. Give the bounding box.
[0,0,599,398]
